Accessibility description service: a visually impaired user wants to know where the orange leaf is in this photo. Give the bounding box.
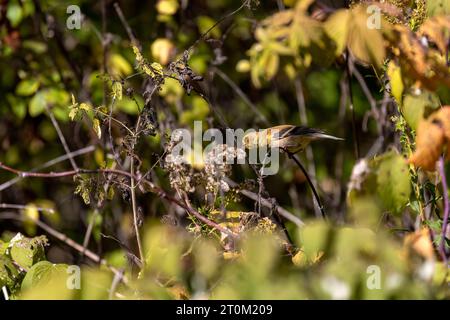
[408,108,449,171]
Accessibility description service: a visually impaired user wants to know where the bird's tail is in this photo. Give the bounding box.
[312,132,344,141]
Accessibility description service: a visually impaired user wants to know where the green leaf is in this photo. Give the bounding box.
[16,79,39,96]
[20,261,74,300]
[298,221,330,260]
[22,40,47,54]
[0,255,19,289]
[6,94,27,120]
[29,91,46,116]
[29,89,70,118]
[402,91,440,130]
[0,240,8,255]
[196,16,221,38]
[6,1,23,27]
[10,234,47,269]
[21,261,68,290]
[79,268,112,300]
[427,0,450,17]
[376,152,411,213]
[116,96,142,115]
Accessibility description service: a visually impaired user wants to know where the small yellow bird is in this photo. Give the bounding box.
[242,125,343,154]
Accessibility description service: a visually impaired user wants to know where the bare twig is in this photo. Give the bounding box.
[287,152,326,219]
[109,269,125,300]
[47,109,79,171]
[294,77,321,218]
[224,177,305,227]
[346,51,360,159]
[113,2,139,46]
[186,0,251,56]
[0,203,55,213]
[0,162,133,179]
[438,157,449,264]
[0,211,128,285]
[0,146,95,192]
[213,67,269,126]
[130,157,145,267]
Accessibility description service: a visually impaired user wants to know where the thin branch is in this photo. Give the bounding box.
[287,152,326,219]
[113,2,139,46]
[350,59,382,134]
[0,204,55,213]
[438,157,449,264]
[0,162,133,179]
[130,157,145,267]
[346,50,360,159]
[0,211,128,285]
[224,177,305,227]
[82,164,117,253]
[213,67,269,126]
[109,269,125,300]
[294,77,321,218]
[47,109,79,171]
[186,0,251,56]
[0,146,95,192]
[0,158,239,239]
[180,192,239,239]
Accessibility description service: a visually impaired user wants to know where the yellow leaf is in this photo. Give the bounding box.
[404,228,434,260]
[236,59,250,73]
[150,62,164,76]
[24,204,39,236]
[108,53,132,77]
[112,82,122,101]
[263,51,279,80]
[324,9,350,57]
[93,118,102,139]
[347,5,386,67]
[387,61,404,105]
[79,103,91,112]
[156,0,179,15]
[223,251,240,260]
[151,38,175,65]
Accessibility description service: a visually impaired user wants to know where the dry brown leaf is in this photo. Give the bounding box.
[409,114,444,171]
[168,284,190,300]
[418,15,450,55]
[429,106,450,141]
[404,228,435,260]
[408,119,445,171]
[386,24,450,90]
[409,106,450,171]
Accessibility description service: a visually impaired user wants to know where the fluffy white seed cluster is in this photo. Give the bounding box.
[204,144,246,193]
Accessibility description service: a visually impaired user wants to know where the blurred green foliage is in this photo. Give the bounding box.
[0,0,449,300]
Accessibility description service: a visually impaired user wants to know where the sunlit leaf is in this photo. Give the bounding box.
[387,61,404,105]
[16,79,39,96]
[376,152,411,213]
